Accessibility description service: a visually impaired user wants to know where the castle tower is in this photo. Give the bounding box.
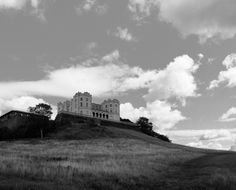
[102,99,120,121]
[71,91,92,116]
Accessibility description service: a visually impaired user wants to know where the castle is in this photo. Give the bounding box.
[57,92,120,121]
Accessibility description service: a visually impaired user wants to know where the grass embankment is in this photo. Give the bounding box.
[0,124,235,190]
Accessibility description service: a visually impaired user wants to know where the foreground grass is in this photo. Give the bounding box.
[0,137,235,189]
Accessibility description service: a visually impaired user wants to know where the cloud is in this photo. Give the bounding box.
[114,27,136,42]
[199,129,235,141]
[0,0,43,11]
[120,100,186,130]
[0,96,45,115]
[187,141,224,150]
[129,0,236,42]
[0,0,36,9]
[167,128,236,150]
[0,96,57,119]
[219,107,236,122]
[0,50,158,99]
[0,0,48,22]
[128,0,159,21]
[209,54,236,89]
[167,128,236,138]
[144,55,199,105]
[76,0,108,15]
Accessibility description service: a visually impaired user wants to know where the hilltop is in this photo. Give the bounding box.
[0,121,235,190]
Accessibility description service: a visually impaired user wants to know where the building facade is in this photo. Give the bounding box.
[57,91,120,121]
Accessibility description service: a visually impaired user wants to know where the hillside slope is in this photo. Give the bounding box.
[0,122,235,190]
[49,122,220,153]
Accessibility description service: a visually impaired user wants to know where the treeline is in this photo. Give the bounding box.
[136,117,171,143]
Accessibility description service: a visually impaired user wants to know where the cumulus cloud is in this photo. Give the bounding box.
[0,0,48,21]
[76,0,108,15]
[0,96,57,119]
[0,50,158,99]
[209,54,236,89]
[0,0,38,9]
[120,100,186,130]
[168,128,236,150]
[199,129,236,141]
[187,141,224,150]
[219,107,236,122]
[144,55,199,105]
[114,27,136,42]
[0,51,200,128]
[1,52,198,103]
[129,0,236,42]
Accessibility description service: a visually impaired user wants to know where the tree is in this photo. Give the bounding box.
[136,117,171,143]
[136,117,153,131]
[28,103,53,139]
[28,103,53,119]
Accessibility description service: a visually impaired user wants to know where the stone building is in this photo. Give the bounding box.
[57,91,120,121]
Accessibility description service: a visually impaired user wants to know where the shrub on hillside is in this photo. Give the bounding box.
[120,117,133,123]
[136,117,171,143]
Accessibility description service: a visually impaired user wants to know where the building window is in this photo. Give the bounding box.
[86,103,88,107]
[80,102,83,107]
[80,97,83,101]
[115,104,117,107]
[110,109,112,113]
[86,98,88,101]
[110,104,112,107]
[105,105,108,108]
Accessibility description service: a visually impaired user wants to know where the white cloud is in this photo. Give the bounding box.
[209,54,236,89]
[199,129,236,141]
[129,0,236,42]
[0,0,48,22]
[128,0,159,21]
[0,52,199,124]
[167,128,236,138]
[0,96,57,119]
[0,0,40,10]
[120,100,186,130]
[0,96,45,112]
[187,141,224,150]
[219,107,236,122]
[0,50,158,99]
[114,27,136,42]
[76,0,108,15]
[169,128,236,150]
[144,55,199,105]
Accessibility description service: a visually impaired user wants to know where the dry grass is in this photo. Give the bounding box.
[0,127,235,190]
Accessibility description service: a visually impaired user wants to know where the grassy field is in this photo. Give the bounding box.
[0,125,235,190]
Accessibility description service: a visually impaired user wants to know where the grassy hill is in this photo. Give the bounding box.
[0,123,235,190]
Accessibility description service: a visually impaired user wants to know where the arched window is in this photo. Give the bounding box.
[96,113,98,117]
[99,113,102,118]
[103,114,105,118]
[93,112,95,117]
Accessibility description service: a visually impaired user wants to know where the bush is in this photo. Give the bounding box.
[136,117,171,143]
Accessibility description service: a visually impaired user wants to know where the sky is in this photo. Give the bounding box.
[0,0,236,151]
